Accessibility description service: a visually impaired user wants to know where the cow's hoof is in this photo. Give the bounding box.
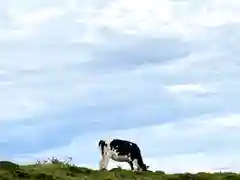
[100,168,107,171]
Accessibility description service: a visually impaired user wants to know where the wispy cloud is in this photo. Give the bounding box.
[1,0,240,173]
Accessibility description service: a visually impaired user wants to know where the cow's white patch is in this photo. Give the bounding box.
[112,154,131,162]
[132,159,139,171]
[106,149,131,162]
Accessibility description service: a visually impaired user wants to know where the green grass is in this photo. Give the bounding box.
[0,158,240,180]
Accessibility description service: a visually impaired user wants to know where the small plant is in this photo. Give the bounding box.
[36,156,73,166]
[49,156,63,164]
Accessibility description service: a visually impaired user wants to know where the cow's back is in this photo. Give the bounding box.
[109,139,141,157]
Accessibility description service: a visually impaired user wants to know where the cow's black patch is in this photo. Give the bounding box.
[98,140,107,155]
[109,139,145,168]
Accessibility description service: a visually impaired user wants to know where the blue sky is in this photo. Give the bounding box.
[1,0,240,173]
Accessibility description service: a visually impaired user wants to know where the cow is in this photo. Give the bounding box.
[98,138,149,171]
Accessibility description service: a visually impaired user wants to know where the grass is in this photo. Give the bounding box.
[0,158,240,180]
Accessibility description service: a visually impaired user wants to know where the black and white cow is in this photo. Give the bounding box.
[98,138,149,171]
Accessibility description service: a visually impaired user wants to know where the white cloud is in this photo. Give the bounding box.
[12,114,240,173]
[90,0,240,38]
[13,8,64,27]
[144,152,240,173]
[163,83,216,103]
[1,0,240,174]
[164,84,207,94]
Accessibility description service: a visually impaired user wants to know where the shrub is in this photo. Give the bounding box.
[0,161,20,171]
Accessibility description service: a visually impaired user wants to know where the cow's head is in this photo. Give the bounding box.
[140,163,150,171]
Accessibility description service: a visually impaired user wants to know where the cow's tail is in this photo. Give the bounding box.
[98,140,106,155]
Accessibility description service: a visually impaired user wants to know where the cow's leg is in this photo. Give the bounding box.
[100,155,110,169]
[99,155,105,170]
[128,161,134,171]
[132,159,139,171]
[99,155,110,170]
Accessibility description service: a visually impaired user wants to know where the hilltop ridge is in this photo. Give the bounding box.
[0,159,239,180]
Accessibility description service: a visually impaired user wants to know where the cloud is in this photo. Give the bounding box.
[15,8,64,27]
[0,0,240,173]
[164,84,208,94]
[86,35,191,73]
[12,114,240,173]
[90,0,240,38]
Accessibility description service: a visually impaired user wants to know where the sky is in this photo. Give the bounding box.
[0,0,240,174]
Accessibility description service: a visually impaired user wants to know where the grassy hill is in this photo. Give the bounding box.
[0,159,239,180]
